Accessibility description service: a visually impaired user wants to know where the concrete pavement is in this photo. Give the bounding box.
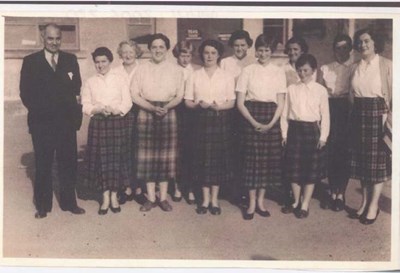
[2,101,393,264]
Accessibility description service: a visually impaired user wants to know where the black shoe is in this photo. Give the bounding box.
[209,206,221,215]
[295,209,309,219]
[186,198,196,205]
[118,192,127,205]
[196,206,208,215]
[281,204,299,214]
[243,211,254,220]
[63,206,85,215]
[256,207,271,217]
[134,193,147,205]
[332,198,345,212]
[110,206,121,213]
[320,198,333,210]
[98,208,108,215]
[35,210,47,219]
[360,209,380,225]
[348,209,367,220]
[171,195,183,202]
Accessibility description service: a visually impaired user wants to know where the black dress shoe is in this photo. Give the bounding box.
[110,206,121,213]
[348,209,367,220]
[243,212,254,220]
[256,207,271,217]
[35,210,47,219]
[332,198,345,212]
[171,195,183,202]
[63,206,85,215]
[281,204,299,214]
[134,193,147,205]
[295,209,309,219]
[320,198,333,210]
[186,199,196,205]
[118,192,127,205]
[196,206,208,214]
[98,208,108,215]
[360,209,380,225]
[209,206,221,215]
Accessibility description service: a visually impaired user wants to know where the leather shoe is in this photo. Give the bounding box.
[281,204,299,214]
[360,209,380,225]
[243,211,254,220]
[196,206,208,215]
[332,198,345,212]
[134,193,147,205]
[98,208,108,215]
[63,206,85,215]
[320,198,333,210]
[348,209,367,220]
[256,207,271,217]
[186,198,196,205]
[140,200,157,212]
[35,210,47,219]
[171,195,183,202]
[295,209,309,219]
[159,200,173,212]
[110,206,121,213]
[209,206,221,215]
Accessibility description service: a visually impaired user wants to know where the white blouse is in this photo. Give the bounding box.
[82,69,133,117]
[236,62,287,103]
[113,60,140,84]
[130,60,184,102]
[351,54,383,98]
[220,55,256,80]
[185,67,236,105]
[281,81,330,142]
[320,58,355,98]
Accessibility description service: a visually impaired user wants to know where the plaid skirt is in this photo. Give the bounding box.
[191,108,234,187]
[85,114,131,191]
[242,101,282,189]
[349,97,390,184]
[125,108,137,187]
[136,101,177,183]
[327,98,350,182]
[284,120,326,185]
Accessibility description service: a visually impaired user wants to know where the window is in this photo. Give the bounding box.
[5,17,80,58]
[127,18,155,58]
[263,19,288,54]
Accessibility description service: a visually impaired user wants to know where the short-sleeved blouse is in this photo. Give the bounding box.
[130,60,184,102]
[220,55,256,80]
[113,60,140,84]
[185,67,236,105]
[236,62,287,103]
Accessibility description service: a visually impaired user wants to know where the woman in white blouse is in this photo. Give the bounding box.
[185,39,236,215]
[236,34,287,220]
[172,40,197,205]
[280,53,330,219]
[114,40,145,205]
[284,36,311,86]
[347,28,392,225]
[82,47,133,215]
[131,33,184,212]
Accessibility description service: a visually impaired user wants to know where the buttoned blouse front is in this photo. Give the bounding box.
[82,69,133,116]
[320,58,355,98]
[281,81,330,142]
[185,67,236,104]
[130,60,184,102]
[351,54,383,98]
[220,55,256,80]
[236,62,287,103]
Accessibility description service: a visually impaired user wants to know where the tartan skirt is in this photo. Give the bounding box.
[327,98,350,182]
[191,108,234,187]
[125,108,137,187]
[349,97,390,184]
[242,101,283,189]
[85,114,131,191]
[284,120,326,185]
[136,101,178,183]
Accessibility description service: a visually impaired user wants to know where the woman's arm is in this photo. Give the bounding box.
[259,93,286,133]
[236,92,260,129]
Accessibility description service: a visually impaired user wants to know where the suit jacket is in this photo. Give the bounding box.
[20,50,82,133]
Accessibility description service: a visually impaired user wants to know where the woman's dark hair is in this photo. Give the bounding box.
[198,39,224,64]
[284,36,309,55]
[147,33,170,50]
[91,47,113,62]
[353,28,385,54]
[228,30,253,48]
[172,40,195,58]
[333,33,353,51]
[295,53,317,70]
[255,34,278,53]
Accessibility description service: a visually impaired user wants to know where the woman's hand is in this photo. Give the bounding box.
[258,123,272,133]
[317,140,326,150]
[154,106,168,117]
[91,104,104,115]
[282,138,287,147]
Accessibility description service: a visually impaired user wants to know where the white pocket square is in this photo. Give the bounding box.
[68,72,73,80]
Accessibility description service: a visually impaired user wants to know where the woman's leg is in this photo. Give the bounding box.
[188,191,195,201]
[301,184,315,211]
[101,190,110,210]
[356,183,368,216]
[366,182,383,219]
[201,186,210,207]
[256,188,267,212]
[125,186,132,196]
[291,183,301,208]
[174,182,182,198]
[110,190,120,208]
[159,181,169,202]
[247,189,256,214]
[211,185,220,208]
[146,182,157,203]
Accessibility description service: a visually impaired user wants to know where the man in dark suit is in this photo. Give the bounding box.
[20,23,85,219]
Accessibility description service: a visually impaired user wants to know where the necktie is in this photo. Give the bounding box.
[51,53,57,71]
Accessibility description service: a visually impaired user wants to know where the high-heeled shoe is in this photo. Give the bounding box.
[348,209,367,220]
[98,207,108,215]
[243,211,254,220]
[360,209,380,225]
[256,207,271,217]
[196,205,208,215]
[332,196,346,212]
[110,206,121,213]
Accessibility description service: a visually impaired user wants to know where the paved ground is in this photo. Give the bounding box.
[1,101,396,269]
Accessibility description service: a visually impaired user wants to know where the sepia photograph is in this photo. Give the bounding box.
[0,2,399,272]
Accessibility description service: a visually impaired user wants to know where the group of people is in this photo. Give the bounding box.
[20,23,392,226]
